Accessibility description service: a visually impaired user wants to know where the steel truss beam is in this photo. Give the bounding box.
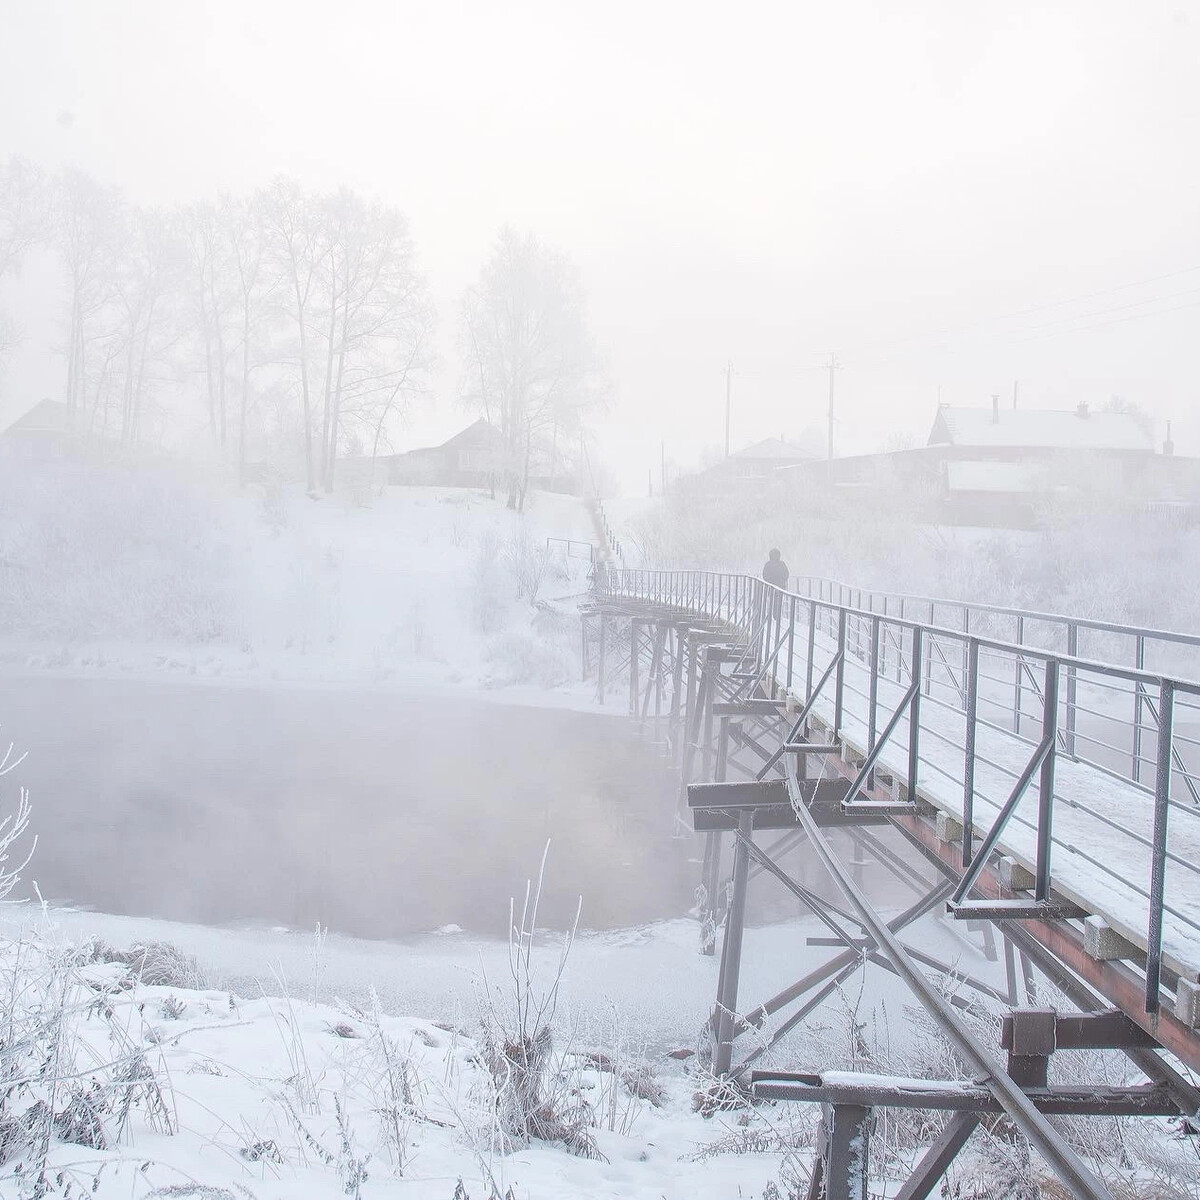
[783,770,1116,1200]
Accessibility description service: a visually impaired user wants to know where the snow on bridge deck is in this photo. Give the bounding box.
[600,573,1200,994]
[801,638,1200,984]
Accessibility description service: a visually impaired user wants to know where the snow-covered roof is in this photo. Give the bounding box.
[439,418,501,450]
[730,437,819,461]
[0,398,70,437]
[929,404,1154,453]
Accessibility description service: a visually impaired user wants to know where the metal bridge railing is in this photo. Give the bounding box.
[597,566,1200,1015]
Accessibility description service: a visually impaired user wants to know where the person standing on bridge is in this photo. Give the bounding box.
[763,548,789,619]
[762,548,789,590]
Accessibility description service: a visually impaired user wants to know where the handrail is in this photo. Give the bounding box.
[790,573,1200,650]
[596,564,1200,1015]
[604,568,1200,692]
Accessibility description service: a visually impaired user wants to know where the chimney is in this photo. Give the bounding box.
[1076,401,1090,419]
[1164,420,1175,457]
[991,394,1000,424]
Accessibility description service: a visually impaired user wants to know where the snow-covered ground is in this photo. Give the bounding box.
[0,932,790,1200]
[0,463,602,709]
[0,898,1013,1200]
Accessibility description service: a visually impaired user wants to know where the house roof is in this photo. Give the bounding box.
[929,404,1154,453]
[1,398,71,438]
[730,437,819,462]
[439,418,502,451]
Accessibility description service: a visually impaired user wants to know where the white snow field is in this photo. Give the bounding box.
[0,901,1011,1200]
[0,464,601,708]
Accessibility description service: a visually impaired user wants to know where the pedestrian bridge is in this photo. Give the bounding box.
[585,568,1200,1200]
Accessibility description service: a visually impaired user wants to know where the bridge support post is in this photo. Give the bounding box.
[629,620,640,716]
[814,1103,872,1200]
[669,624,687,757]
[597,615,606,705]
[712,810,753,1075]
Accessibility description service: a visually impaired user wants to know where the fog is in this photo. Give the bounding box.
[5,7,1200,1198]
[2,1,1200,487]
[0,0,1196,936]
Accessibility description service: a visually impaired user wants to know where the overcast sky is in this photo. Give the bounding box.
[2,0,1198,489]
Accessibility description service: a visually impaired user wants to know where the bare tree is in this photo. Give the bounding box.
[262,177,324,492]
[54,170,123,425]
[459,227,605,510]
[179,202,239,449]
[311,188,434,491]
[0,158,45,369]
[0,157,44,276]
[223,194,272,485]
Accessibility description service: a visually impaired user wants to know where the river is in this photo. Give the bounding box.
[0,676,695,938]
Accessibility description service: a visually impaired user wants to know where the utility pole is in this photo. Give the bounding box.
[1013,379,1019,409]
[661,440,667,495]
[827,354,839,460]
[725,360,733,458]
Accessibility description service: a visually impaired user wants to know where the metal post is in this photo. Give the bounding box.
[629,620,640,716]
[908,627,923,802]
[1066,622,1079,758]
[713,810,753,1075]
[867,616,880,789]
[962,638,979,867]
[960,606,970,712]
[806,602,817,698]
[834,610,847,733]
[1034,659,1060,901]
[1014,616,1025,734]
[597,615,606,705]
[787,595,796,690]
[716,716,730,783]
[816,1103,871,1200]
[670,624,686,751]
[701,650,717,782]
[1133,635,1146,784]
[1146,679,1175,1013]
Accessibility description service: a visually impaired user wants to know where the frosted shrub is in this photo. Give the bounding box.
[471,531,506,633]
[86,940,207,990]
[485,630,571,688]
[0,458,231,644]
[502,525,550,603]
[477,849,600,1160]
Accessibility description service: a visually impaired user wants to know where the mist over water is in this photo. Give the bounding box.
[2,676,695,937]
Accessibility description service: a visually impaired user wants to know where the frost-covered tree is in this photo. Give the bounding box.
[459,227,606,511]
[178,201,240,449]
[261,177,325,490]
[53,170,124,424]
[0,159,45,372]
[223,194,273,484]
[310,188,434,492]
[261,180,434,492]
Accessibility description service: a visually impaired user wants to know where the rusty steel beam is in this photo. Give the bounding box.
[893,811,1200,1076]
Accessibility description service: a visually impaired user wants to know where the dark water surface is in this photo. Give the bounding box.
[0,677,695,938]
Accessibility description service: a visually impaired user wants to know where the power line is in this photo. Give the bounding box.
[834,262,1200,365]
[1005,284,1200,334]
[1009,295,1200,343]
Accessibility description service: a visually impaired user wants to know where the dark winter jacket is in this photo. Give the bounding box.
[762,558,789,589]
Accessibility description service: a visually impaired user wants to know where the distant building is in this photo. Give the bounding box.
[928,398,1155,459]
[775,398,1194,528]
[376,419,577,494]
[701,437,821,482]
[0,399,74,460]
